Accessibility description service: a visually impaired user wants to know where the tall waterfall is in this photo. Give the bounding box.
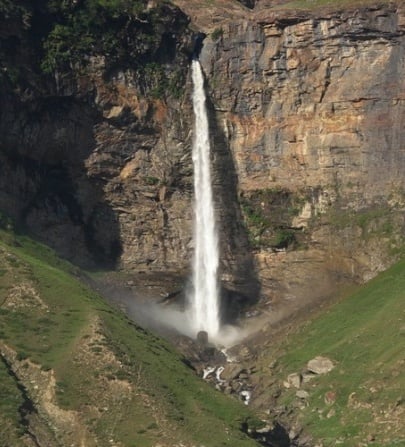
[189,59,220,339]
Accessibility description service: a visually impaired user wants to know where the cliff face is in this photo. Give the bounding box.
[0,1,196,270]
[1,1,404,310]
[197,1,405,308]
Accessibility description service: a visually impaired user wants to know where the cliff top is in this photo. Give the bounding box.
[172,0,402,32]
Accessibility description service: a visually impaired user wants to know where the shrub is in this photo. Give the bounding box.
[42,0,149,73]
[211,27,223,41]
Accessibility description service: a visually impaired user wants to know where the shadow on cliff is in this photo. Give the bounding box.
[0,92,122,269]
[204,87,262,323]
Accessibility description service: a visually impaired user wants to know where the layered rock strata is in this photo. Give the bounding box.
[198,1,405,308]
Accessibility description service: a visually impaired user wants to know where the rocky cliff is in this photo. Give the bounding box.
[196,0,405,312]
[1,0,404,314]
[0,0,195,270]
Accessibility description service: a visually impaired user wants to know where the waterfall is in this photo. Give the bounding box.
[189,59,220,339]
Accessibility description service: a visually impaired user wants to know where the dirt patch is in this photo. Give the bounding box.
[3,283,48,311]
[0,342,94,447]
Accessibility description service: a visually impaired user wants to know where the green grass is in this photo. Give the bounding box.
[3,217,403,445]
[0,227,259,446]
[0,358,25,445]
[261,258,405,446]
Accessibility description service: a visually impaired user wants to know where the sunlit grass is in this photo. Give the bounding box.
[264,258,405,446]
[0,227,259,446]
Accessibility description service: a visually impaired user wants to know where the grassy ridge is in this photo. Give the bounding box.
[0,227,259,446]
[260,258,405,446]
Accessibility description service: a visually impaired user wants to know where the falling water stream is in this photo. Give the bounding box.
[189,59,221,339]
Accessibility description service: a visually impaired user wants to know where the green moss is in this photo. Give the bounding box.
[271,228,296,249]
[143,175,160,186]
[325,205,400,240]
[142,63,186,100]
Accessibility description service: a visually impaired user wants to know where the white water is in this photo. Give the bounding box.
[188,59,221,339]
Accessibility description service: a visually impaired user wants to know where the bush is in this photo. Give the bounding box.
[41,0,150,73]
[272,228,296,249]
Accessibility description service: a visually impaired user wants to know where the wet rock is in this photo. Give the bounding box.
[221,364,244,381]
[199,346,226,363]
[256,424,273,434]
[202,366,216,380]
[196,331,209,348]
[215,366,226,383]
[240,390,251,405]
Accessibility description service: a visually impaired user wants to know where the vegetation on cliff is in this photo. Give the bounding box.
[240,188,304,250]
[0,0,190,98]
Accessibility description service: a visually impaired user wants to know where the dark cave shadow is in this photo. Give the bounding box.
[0,92,122,269]
[203,79,262,323]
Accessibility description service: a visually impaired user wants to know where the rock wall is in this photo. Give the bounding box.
[0,1,196,270]
[197,1,405,308]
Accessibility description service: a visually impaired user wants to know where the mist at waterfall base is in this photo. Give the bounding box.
[112,292,247,347]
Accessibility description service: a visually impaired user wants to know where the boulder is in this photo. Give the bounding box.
[307,356,335,375]
[285,372,302,389]
[220,364,244,381]
[296,390,309,399]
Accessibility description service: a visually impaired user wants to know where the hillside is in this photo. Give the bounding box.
[0,220,260,447]
[247,258,405,446]
[1,209,404,447]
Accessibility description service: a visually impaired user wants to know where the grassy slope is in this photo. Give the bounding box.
[256,258,405,446]
[0,229,403,446]
[0,227,259,447]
